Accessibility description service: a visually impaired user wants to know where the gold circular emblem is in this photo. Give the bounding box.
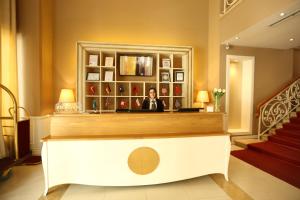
[128,147,160,175]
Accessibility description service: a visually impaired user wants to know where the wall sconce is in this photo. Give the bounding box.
[55,89,78,113]
[196,90,209,109]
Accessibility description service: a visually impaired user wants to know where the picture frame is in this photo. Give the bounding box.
[89,55,99,66]
[161,72,170,82]
[175,71,184,82]
[104,71,114,82]
[86,72,100,81]
[120,56,137,75]
[105,57,114,67]
[162,58,171,68]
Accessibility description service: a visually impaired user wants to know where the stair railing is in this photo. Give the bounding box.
[257,77,300,139]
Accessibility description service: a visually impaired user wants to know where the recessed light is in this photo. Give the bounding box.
[280,12,285,16]
[289,38,294,42]
[235,36,240,40]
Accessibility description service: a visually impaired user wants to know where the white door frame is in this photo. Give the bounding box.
[225,55,255,135]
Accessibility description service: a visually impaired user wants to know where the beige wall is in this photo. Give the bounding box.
[219,0,298,42]
[207,0,220,91]
[17,0,40,116]
[53,0,209,103]
[228,62,242,129]
[220,46,294,134]
[293,49,300,78]
[16,0,53,116]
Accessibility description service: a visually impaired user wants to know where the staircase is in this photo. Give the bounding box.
[232,111,300,188]
[231,77,300,188]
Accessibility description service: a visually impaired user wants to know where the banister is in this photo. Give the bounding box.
[256,76,300,117]
[257,77,300,139]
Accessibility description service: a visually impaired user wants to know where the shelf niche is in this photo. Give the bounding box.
[77,42,193,113]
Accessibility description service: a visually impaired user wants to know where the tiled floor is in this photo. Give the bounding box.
[1,145,300,200]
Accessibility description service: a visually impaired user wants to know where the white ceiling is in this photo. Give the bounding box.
[222,1,300,50]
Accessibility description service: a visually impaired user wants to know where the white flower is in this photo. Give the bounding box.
[213,88,218,92]
[222,89,226,93]
[218,89,221,92]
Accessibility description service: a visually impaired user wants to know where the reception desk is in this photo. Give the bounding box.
[41,112,230,196]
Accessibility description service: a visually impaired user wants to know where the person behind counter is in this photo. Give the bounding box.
[142,87,164,112]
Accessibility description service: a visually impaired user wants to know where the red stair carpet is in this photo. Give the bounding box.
[231,112,300,188]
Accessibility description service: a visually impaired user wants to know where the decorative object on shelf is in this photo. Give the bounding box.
[105,97,110,109]
[196,90,209,109]
[175,71,184,82]
[162,99,167,107]
[119,99,127,109]
[162,58,171,68]
[104,71,114,82]
[55,89,78,113]
[135,98,141,107]
[161,87,168,96]
[92,99,97,111]
[119,85,125,96]
[86,72,100,81]
[161,72,170,82]
[174,85,182,96]
[174,99,181,109]
[132,86,139,96]
[105,84,111,95]
[89,85,96,95]
[89,55,98,66]
[120,56,137,75]
[105,57,114,67]
[212,88,225,112]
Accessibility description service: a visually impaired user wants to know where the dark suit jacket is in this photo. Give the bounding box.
[142,98,164,112]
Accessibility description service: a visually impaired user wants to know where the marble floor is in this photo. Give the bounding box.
[0,146,299,200]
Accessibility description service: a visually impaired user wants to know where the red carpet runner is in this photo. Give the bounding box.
[231,112,300,188]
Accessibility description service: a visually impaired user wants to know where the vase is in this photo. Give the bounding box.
[214,96,221,112]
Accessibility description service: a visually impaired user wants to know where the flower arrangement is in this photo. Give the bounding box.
[212,88,226,112]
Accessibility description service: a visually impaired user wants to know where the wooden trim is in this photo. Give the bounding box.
[41,132,229,141]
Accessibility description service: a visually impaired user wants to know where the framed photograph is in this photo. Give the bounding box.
[86,72,100,81]
[161,72,170,82]
[162,58,171,68]
[175,71,184,82]
[104,71,114,82]
[89,55,99,66]
[105,57,114,67]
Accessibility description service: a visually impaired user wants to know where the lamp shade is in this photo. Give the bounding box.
[59,89,75,103]
[196,90,209,103]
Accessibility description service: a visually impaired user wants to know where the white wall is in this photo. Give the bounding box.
[30,115,50,155]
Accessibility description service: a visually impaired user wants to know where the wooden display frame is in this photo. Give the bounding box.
[77,42,193,113]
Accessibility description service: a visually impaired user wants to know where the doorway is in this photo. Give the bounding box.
[226,55,255,135]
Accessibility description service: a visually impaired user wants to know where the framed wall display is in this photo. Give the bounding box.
[86,72,100,81]
[89,55,99,66]
[136,56,153,76]
[161,72,170,82]
[105,57,114,67]
[104,71,114,82]
[175,71,184,82]
[162,58,171,68]
[120,56,137,75]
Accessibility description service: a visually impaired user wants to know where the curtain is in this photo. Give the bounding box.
[0,0,18,158]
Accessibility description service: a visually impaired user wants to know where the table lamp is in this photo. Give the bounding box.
[196,90,209,109]
[55,89,78,113]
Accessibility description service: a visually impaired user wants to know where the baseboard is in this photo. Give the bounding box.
[31,148,41,156]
